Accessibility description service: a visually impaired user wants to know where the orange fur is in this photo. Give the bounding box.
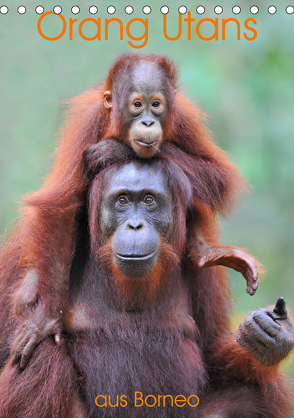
[6,53,248,318]
[0,53,290,417]
[99,238,179,311]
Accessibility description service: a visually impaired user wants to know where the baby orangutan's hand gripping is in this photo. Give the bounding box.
[189,237,259,296]
[11,269,62,370]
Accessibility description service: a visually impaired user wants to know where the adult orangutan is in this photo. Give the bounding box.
[5,53,260,368]
[0,159,292,417]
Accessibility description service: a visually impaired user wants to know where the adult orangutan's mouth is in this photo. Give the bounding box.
[115,250,157,261]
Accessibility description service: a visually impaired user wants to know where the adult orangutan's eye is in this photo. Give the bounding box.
[117,195,129,205]
[143,195,155,205]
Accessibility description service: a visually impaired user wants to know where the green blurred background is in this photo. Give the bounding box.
[0,0,294,381]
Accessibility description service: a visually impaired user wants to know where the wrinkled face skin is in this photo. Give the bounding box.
[104,63,169,158]
[100,161,173,280]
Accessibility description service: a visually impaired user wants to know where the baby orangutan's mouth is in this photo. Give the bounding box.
[135,140,159,148]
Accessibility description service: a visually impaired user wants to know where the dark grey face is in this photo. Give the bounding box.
[123,63,168,158]
[100,161,174,280]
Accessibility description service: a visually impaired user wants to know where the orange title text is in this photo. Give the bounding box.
[37,11,257,48]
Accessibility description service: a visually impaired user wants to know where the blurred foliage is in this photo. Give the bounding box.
[0,0,294,381]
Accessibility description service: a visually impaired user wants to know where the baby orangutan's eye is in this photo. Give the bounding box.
[152,101,160,108]
[133,101,142,108]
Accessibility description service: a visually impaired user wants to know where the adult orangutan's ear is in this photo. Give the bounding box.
[103,91,112,109]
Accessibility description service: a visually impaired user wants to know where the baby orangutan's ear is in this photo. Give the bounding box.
[103,91,112,109]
